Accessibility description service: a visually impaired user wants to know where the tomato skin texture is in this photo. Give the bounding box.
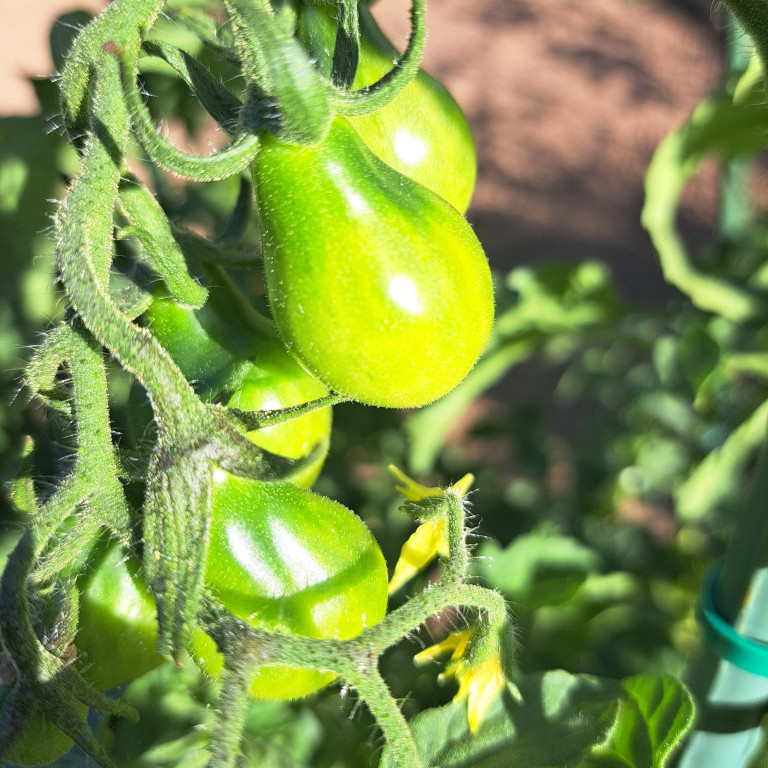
[75,541,164,691]
[298,2,476,213]
[191,472,388,700]
[252,118,494,409]
[144,295,332,486]
[227,347,331,488]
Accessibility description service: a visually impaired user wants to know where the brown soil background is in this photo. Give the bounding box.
[1,0,724,304]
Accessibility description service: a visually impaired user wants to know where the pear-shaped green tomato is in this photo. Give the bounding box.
[191,472,388,700]
[252,118,494,409]
[298,2,477,212]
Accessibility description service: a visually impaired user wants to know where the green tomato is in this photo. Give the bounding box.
[144,294,332,486]
[252,117,494,409]
[191,471,388,700]
[75,540,164,691]
[297,1,476,213]
[70,478,387,703]
[142,292,240,403]
[0,685,85,767]
[227,353,330,487]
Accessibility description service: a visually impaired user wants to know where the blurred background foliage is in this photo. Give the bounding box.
[2,2,768,766]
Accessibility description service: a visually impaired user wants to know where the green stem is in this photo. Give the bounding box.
[342,661,423,768]
[722,0,768,85]
[207,661,251,768]
[330,0,425,116]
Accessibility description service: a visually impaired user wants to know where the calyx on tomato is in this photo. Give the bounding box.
[297,1,477,213]
[143,291,331,486]
[252,117,494,409]
[191,471,388,700]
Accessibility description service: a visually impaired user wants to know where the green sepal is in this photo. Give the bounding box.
[118,175,208,309]
[171,224,260,267]
[226,0,332,146]
[141,40,243,133]
[330,0,360,89]
[328,0,426,117]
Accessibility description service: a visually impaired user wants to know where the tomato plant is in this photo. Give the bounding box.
[297,1,477,213]
[0,0,582,765]
[191,471,389,700]
[252,117,494,409]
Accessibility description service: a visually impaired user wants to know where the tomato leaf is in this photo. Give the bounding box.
[379,670,693,768]
[381,670,616,768]
[582,674,695,768]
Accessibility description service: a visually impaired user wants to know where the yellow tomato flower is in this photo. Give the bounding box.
[454,654,507,734]
[388,517,448,594]
[414,628,508,734]
[388,464,474,503]
[413,627,472,667]
[387,466,474,594]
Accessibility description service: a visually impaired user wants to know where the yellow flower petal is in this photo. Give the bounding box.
[456,655,507,735]
[388,465,475,503]
[388,518,448,594]
[413,628,472,666]
[388,465,442,502]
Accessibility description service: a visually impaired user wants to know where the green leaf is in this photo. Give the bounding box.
[379,671,693,768]
[583,674,695,768]
[380,670,620,768]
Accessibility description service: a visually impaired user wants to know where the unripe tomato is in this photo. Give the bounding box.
[227,352,330,487]
[297,1,477,212]
[252,117,494,409]
[144,294,332,486]
[190,471,388,700]
[75,540,164,691]
[66,479,388,704]
[0,685,85,767]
